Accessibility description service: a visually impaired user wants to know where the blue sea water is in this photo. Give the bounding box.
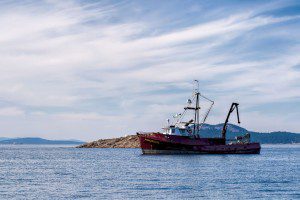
[0,144,299,199]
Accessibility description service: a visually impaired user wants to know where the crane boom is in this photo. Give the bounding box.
[221,103,240,140]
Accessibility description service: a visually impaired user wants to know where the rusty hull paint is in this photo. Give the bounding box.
[137,132,261,154]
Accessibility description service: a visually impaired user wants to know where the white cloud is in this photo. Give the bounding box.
[0,107,24,117]
[0,0,299,140]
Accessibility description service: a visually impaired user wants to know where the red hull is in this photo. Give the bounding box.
[138,133,261,154]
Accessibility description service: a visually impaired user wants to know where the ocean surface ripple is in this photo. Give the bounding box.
[0,144,299,199]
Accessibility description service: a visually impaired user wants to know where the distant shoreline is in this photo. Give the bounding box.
[0,137,85,145]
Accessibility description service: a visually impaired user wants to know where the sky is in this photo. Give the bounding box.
[0,0,299,141]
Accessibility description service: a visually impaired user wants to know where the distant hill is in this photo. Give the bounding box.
[200,124,300,144]
[0,137,85,145]
[0,137,11,141]
[249,131,300,144]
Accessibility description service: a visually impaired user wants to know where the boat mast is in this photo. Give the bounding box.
[184,80,213,137]
[194,80,200,137]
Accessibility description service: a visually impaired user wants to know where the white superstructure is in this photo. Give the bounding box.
[162,80,214,137]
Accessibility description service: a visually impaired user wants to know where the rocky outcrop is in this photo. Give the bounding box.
[77,135,140,148]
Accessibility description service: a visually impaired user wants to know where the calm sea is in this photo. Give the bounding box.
[0,144,299,199]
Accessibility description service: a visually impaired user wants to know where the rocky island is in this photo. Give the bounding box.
[77,135,140,148]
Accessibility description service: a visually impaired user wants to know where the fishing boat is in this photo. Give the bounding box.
[137,80,261,154]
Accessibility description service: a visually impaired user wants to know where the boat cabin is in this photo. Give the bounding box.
[163,124,200,136]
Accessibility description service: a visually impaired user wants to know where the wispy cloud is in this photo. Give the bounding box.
[0,107,24,117]
[0,0,299,140]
